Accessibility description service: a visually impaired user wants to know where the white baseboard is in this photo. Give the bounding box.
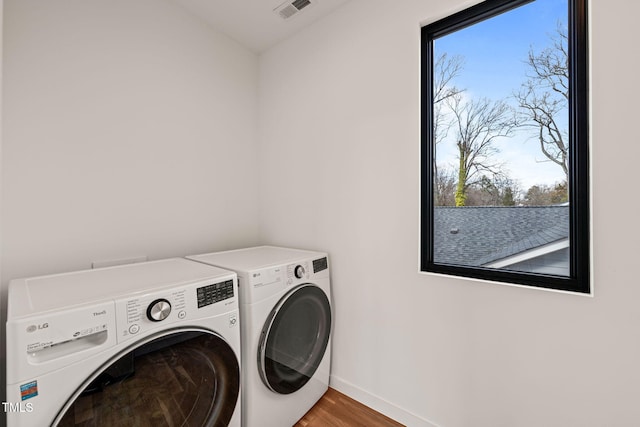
[329,375,441,427]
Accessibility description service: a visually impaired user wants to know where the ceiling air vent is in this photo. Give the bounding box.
[274,0,315,20]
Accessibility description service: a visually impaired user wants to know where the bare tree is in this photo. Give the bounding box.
[433,53,464,143]
[465,175,521,206]
[434,166,457,206]
[522,181,568,206]
[432,53,464,198]
[445,93,519,206]
[515,24,569,179]
[434,53,464,103]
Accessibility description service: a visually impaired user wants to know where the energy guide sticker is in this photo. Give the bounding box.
[20,381,38,400]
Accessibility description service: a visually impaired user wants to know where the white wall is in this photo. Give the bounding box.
[1,0,260,401]
[258,0,640,425]
[1,0,260,281]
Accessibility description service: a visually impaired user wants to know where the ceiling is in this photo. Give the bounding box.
[169,0,352,53]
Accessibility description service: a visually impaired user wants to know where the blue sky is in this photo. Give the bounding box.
[434,0,569,191]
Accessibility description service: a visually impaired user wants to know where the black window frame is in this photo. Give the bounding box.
[420,0,589,293]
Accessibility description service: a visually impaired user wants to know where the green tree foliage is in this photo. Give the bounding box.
[502,187,516,206]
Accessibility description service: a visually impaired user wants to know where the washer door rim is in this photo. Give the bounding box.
[52,326,240,426]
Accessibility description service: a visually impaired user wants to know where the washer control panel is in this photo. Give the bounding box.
[115,275,237,343]
[196,280,235,308]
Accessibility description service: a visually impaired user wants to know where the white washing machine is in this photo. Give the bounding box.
[5,258,242,427]
[187,246,332,427]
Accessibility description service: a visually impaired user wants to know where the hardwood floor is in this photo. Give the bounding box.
[294,388,405,427]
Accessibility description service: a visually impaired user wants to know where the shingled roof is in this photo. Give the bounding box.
[433,205,569,267]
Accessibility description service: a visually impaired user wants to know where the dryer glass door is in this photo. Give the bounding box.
[54,329,239,426]
[258,284,331,394]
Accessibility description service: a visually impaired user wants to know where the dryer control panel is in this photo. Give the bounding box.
[287,262,310,284]
[286,256,329,284]
[242,256,330,304]
[115,276,237,343]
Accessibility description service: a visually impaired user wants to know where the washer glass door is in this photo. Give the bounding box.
[55,329,239,426]
[258,284,331,394]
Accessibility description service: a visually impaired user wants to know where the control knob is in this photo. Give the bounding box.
[147,299,172,322]
[294,265,305,279]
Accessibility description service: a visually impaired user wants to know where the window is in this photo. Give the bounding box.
[420,0,589,293]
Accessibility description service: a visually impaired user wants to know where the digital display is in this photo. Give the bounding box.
[313,257,328,273]
[196,280,234,308]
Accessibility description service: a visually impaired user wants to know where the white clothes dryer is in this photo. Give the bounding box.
[6,258,241,427]
[187,246,331,427]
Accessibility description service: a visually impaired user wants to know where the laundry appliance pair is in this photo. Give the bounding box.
[5,246,332,427]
